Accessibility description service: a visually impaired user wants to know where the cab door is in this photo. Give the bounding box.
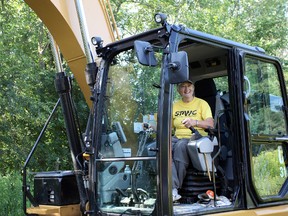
[242,53,288,207]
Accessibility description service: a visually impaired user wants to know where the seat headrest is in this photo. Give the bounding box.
[194,78,217,98]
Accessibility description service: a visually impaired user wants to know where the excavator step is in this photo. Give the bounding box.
[26,204,81,216]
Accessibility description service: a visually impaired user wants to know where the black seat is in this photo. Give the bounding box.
[194,78,217,118]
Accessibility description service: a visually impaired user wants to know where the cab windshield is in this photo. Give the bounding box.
[96,48,161,214]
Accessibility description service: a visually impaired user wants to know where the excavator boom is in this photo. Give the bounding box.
[25,0,118,105]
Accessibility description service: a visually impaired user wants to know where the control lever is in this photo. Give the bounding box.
[189,126,211,181]
[189,126,202,141]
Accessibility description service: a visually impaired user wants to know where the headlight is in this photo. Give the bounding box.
[154,13,167,25]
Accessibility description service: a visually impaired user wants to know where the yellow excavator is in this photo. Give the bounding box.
[23,0,288,215]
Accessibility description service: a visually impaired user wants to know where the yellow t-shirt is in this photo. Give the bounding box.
[172,97,212,138]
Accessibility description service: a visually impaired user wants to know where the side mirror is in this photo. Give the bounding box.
[168,51,189,84]
[134,40,158,66]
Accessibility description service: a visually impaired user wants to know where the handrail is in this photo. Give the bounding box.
[22,99,60,215]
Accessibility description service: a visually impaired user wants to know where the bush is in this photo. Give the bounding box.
[253,148,286,197]
[0,172,23,216]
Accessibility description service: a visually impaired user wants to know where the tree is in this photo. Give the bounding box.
[0,0,88,174]
[111,0,288,56]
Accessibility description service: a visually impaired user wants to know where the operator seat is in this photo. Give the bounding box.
[194,78,224,125]
[195,78,230,162]
[194,78,217,116]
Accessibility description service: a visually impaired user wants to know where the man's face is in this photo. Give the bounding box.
[177,82,194,98]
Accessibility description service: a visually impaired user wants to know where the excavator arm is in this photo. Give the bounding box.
[25,0,118,105]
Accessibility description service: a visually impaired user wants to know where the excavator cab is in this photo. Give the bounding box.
[87,14,288,215]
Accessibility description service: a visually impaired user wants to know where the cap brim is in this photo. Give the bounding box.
[178,80,193,85]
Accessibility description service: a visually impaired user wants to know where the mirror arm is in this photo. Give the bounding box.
[148,52,154,66]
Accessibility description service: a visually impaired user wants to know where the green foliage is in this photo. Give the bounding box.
[253,148,286,196]
[111,0,288,57]
[0,1,50,174]
[0,172,23,216]
[0,0,88,175]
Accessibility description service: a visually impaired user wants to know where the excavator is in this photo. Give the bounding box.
[22,0,288,215]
